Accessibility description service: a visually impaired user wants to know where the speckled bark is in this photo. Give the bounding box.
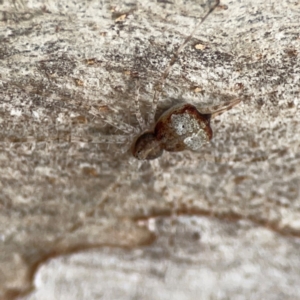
[0,0,299,299]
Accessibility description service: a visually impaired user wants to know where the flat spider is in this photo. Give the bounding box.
[132,98,240,160]
[87,0,241,160]
[1,0,241,161]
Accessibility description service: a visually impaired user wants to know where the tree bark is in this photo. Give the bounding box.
[0,0,300,299]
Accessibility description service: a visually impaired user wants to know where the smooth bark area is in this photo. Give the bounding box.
[0,0,299,299]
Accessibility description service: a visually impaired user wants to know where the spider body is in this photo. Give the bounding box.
[132,98,240,160]
[132,132,162,160]
[155,104,213,152]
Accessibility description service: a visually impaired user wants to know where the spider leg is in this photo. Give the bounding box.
[89,106,138,135]
[197,98,241,118]
[71,134,129,144]
[148,0,220,125]
[134,80,147,131]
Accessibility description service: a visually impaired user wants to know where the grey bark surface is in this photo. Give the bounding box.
[0,0,299,299]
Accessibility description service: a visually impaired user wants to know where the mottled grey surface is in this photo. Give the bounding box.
[23,217,300,300]
[0,0,299,299]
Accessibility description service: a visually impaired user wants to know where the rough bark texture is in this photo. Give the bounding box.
[0,0,299,299]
